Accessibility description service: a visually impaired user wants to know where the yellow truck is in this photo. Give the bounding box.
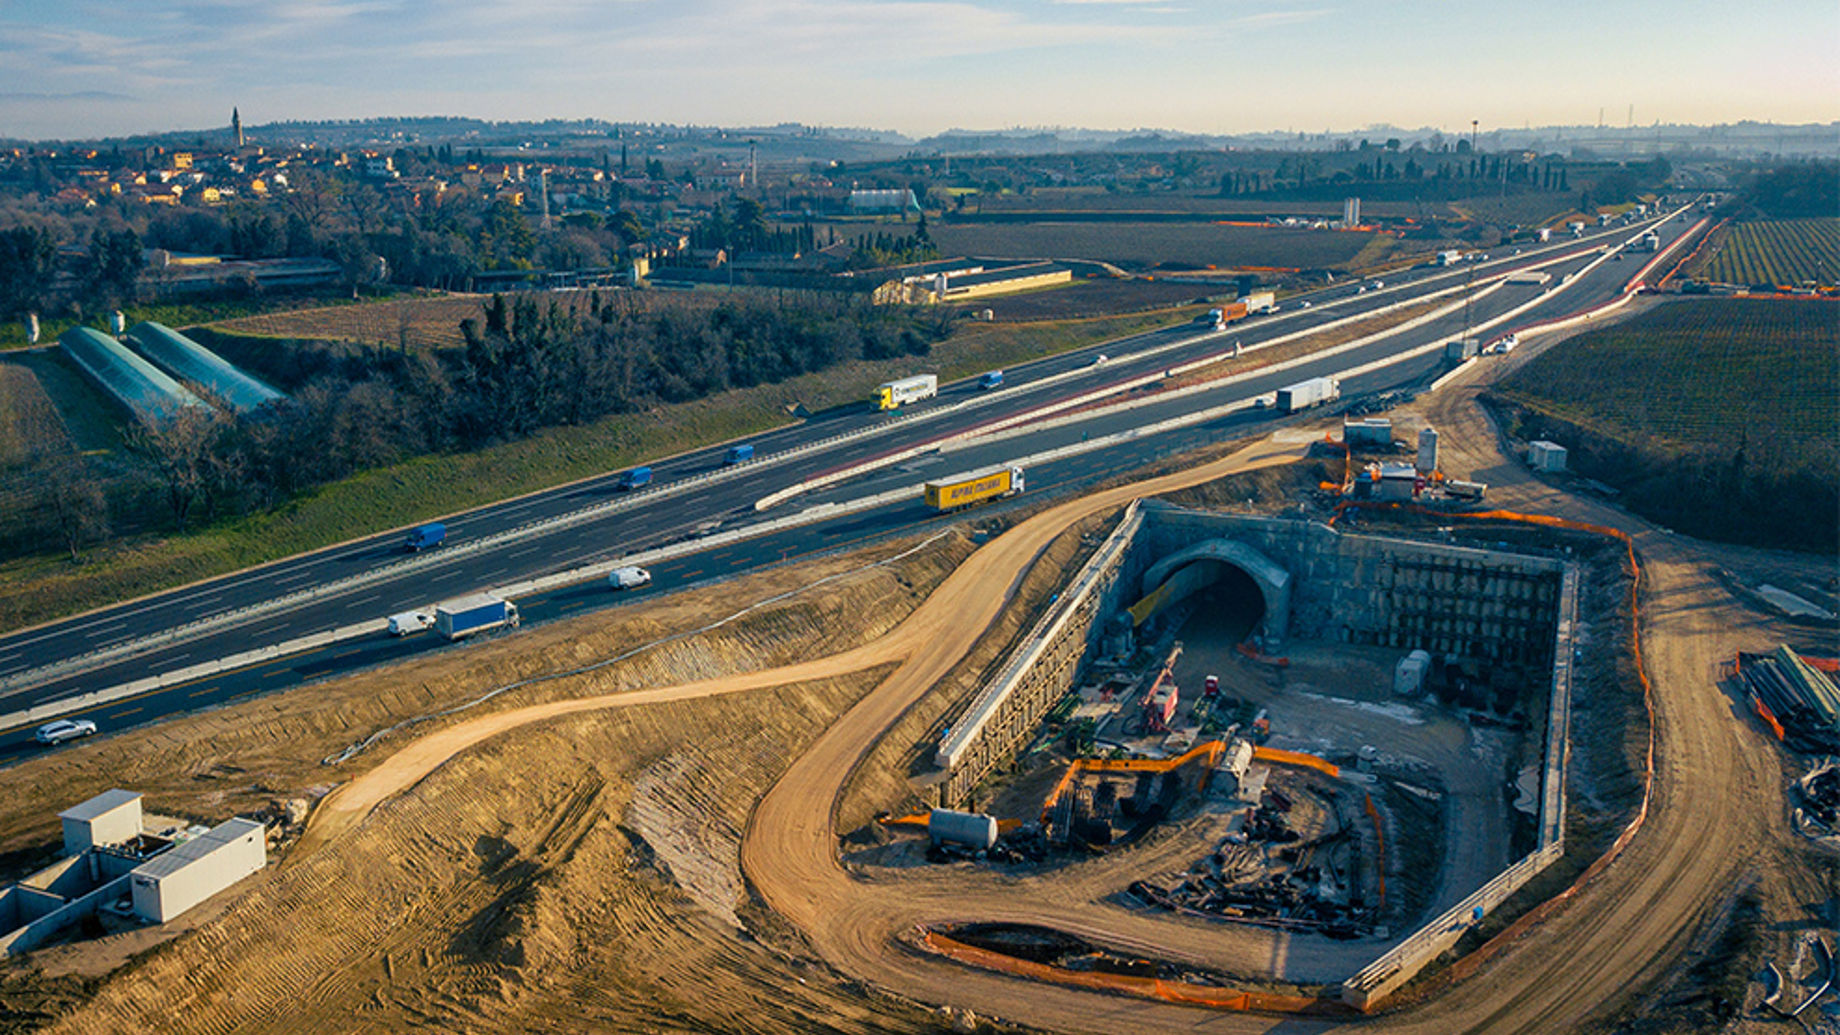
[924,464,1024,512]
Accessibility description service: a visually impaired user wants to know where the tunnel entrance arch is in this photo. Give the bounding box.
[1132,539,1291,646]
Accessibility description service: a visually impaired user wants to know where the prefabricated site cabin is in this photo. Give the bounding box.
[129,818,266,923]
[59,790,142,857]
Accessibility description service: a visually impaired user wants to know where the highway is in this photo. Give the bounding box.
[0,209,1697,756]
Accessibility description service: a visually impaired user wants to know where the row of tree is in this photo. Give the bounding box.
[91,293,951,539]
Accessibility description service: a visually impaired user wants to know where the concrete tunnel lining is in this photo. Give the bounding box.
[1139,539,1292,646]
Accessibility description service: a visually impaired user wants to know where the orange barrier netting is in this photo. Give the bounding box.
[1365,792,1387,909]
[1040,740,1226,824]
[1327,500,1657,1005]
[919,929,1347,1015]
[1252,745,1341,778]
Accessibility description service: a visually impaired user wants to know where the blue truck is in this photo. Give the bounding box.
[404,522,446,551]
[617,466,653,490]
[434,593,520,640]
[724,444,755,465]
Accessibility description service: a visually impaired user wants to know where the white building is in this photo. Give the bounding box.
[129,818,266,923]
[59,790,141,856]
[1528,440,1568,473]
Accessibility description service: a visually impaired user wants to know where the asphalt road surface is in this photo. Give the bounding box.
[1,210,1696,758]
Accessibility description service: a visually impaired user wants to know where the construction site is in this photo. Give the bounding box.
[0,362,1834,1034]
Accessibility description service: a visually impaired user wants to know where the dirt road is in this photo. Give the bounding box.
[297,331,1826,1033]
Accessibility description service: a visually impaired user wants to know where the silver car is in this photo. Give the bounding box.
[35,719,97,745]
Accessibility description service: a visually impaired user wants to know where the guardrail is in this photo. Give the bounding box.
[0,483,921,735]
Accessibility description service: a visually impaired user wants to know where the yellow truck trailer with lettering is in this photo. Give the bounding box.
[924,464,1024,512]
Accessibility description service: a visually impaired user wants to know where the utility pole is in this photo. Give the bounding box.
[1471,120,1479,155]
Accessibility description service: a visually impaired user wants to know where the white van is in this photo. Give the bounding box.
[387,611,434,636]
[609,566,652,590]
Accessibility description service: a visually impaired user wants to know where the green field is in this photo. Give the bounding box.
[1496,298,1838,551]
[927,221,1383,271]
[1702,218,1840,287]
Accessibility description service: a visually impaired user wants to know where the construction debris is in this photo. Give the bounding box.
[1735,646,1840,752]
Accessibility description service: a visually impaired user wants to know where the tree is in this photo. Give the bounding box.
[0,225,58,319]
[41,462,109,562]
[82,228,143,307]
[130,406,221,531]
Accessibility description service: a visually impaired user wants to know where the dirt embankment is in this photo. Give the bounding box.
[835,510,1120,832]
[8,532,979,1035]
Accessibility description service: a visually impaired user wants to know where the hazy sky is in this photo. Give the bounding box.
[3,0,1835,141]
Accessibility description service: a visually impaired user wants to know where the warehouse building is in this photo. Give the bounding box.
[58,327,208,425]
[125,321,285,413]
[129,818,266,923]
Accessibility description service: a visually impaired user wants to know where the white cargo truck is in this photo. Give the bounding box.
[872,374,938,410]
[1276,376,1341,413]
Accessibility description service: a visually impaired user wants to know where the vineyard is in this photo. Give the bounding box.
[1494,297,1838,552]
[1701,218,1840,287]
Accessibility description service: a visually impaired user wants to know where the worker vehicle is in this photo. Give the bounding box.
[724,444,755,465]
[1275,377,1341,413]
[403,522,446,552]
[35,719,97,746]
[872,374,938,410]
[387,611,434,636]
[924,464,1024,512]
[608,565,652,590]
[616,466,652,490]
[434,594,520,640]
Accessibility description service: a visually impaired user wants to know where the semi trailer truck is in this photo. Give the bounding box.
[873,374,938,410]
[1196,291,1276,330]
[924,465,1024,512]
[1276,377,1341,413]
[434,593,520,640]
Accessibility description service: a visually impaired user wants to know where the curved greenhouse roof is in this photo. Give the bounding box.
[58,327,207,425]
[126,321,285,414]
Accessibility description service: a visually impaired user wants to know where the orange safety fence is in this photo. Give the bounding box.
[1235,641,1291,667]
[1252,746,1340,778]
[918,928,1348,1015]
[1327,499,1658,1006]
[1752,697,1787,741]
[1040,740,1227,824]
[1365,792,1387,909]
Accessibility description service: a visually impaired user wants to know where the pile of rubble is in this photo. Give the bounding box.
[1129,784,1372,939]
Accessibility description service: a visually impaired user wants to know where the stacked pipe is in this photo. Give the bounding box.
[1738,646,1840,752]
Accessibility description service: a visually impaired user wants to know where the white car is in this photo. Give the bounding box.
[1299,300,1313,308]
[1087,353,1108,366]
[36,719,97,746]
[1372,280,1385,289]
[387,611,434,636]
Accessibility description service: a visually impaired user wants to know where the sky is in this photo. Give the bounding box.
[1,0,1835,141]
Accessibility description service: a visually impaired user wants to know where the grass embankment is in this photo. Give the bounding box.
[1491,298,1838,552]
[0,307,1183,635]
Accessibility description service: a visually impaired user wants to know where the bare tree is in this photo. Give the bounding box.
[128,406,221,531]
[42,462,108,562]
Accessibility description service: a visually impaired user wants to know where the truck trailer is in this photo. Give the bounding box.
[1275,377,1341,413]
[873,374,938,410]
[924,464,1024,512]
[1196,291,1276,330]
[434,593,520,640]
